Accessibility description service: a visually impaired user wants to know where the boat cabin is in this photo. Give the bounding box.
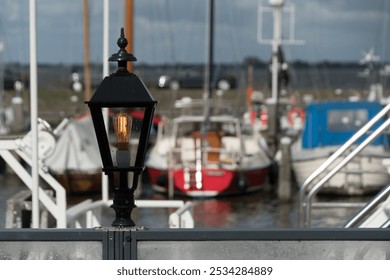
[302,101,387,149]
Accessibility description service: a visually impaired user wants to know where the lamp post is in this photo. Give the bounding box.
[86,28,157,227]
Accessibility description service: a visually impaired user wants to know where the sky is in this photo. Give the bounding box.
[0,0,389,65]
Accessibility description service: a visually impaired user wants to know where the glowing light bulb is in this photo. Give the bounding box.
[113,112,132,150]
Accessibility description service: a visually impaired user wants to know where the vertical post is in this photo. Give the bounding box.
[0,42,6,137]
[102,0,110,202]
[0,42,3,96]
[111,171,135,227]
[11,93,24,133]
[168,150,174,199]
[202,0,214,164]
[277,137,292,202]
[271,5,282,102]
[247,64,254,123]
[83,0,92,101]
[29,0,39,228]
[103,0,110,78]
[203,0,214,102]
[257,0,304,154]
[271,3,283,154]
[125,0,134,72]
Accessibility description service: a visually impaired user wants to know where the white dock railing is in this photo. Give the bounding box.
[0,140,67,228]
[66,199,194,229]
[2,135,194,229]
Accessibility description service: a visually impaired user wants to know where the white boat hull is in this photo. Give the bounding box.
[292,147,390,195]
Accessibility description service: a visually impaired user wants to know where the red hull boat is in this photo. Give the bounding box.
[145,113,272,198]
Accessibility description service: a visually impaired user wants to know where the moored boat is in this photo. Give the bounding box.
[145,102,272,197]
[292,100,390,195]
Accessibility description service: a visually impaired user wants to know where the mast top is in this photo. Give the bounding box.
[269,0,284,7]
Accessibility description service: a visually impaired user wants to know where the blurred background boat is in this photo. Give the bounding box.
[291,100,390,195]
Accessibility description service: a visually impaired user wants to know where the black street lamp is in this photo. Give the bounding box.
[86,28,157,227]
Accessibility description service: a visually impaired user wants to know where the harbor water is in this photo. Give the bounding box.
[0,171,369,229]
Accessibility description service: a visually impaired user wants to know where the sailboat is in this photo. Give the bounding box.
[292,49,390,196]
[145,0,272,197]
[291,99,390,195]
[145,99,272,197]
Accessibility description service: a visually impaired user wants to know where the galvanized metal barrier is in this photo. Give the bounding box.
[1,228,390,260]
[344,184,390,228]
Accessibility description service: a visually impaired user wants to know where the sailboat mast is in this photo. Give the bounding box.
[200,0,214,164]
[257,0,303,153]
[83,0,92,101]
[0,42,3,95]
[202,0,214,127]
[125,0,134,72]
[270,0,283,102]
[203,0,214,102]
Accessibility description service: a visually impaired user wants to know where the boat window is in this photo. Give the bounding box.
[327,109,368,131]
[177,122,201,137]
[176,121,237,138]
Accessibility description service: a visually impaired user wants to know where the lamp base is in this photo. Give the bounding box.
[111,185,136,228]
[111,216,135,228]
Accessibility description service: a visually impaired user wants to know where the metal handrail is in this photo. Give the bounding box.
[299,103,390,227]
[66,199,194,228]
[0,142,67,228]
[304,118,390,227]
[381,218,390,228]
[344,184,390,228]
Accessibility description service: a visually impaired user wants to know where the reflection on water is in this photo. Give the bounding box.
[132,185,365,229]
[1,173,368,229]
[128,189,298,229]
[189,191,297,228]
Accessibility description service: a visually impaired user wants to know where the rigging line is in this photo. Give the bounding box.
[89,0,100,63]
[284,0,300,92]
[225,1,246,115]
[181,0,201,63]
[283,1,303,91]
[66,1,79,64]
[314,2,330,90]
[12,2,26,71]
[135,0,146,61]
[149,1,159,63]
[380,0,389,87]
[148,0,159,63]
[163,0,178,119]
[225,1,241,62]
[308,3,323,97]
[165,0,176,64]
[156,0,170,63]
[148,1,175,64]
[0,7,4,41]
[116,0,123,38]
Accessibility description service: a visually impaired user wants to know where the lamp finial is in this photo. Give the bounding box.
[109,27,137,70]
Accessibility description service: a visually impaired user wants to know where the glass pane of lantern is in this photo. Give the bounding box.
[107,107,146,168]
